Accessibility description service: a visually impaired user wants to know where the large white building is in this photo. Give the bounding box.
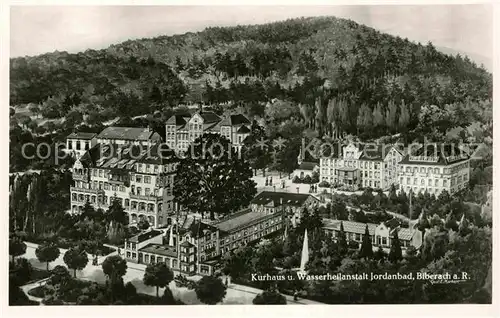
[165,111,251,152]
[319,142,403,190]
[398,144,470,195]
[70,127,177,228]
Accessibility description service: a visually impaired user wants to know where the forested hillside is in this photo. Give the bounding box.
[10,16,492,142]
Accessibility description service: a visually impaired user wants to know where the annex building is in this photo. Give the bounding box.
[123,191,319,276]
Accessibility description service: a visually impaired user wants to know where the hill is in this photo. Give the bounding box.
[9,16,492,142]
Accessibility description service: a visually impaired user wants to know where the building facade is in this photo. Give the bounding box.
[123,191,320,276]
[398,145,470,195]
[319,142,403,191]
[65,132,97,159]
[165,111,251,152]
[69,127,177,228]
[323,219,423,252]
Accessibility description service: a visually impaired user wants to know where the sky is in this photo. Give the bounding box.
[10,5,493,68]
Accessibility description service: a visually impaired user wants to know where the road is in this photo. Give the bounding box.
[21,242,321,305]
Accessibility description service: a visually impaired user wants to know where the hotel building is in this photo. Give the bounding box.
[398,144,470,195]
[69,127,177,228]
[165,111,251,152]
[319,142,403,190]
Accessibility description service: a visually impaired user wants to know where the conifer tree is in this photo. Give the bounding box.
[359,224,373,259]
[388,229,402,263]
[338,221,348,255]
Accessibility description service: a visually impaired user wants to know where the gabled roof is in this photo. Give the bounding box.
[67,132,97,140]
[97,127,160,141]
[297,162,318,171]
[251,191,318,207]
[219,114,251,126]
[166,114,190,126]
[237,125,251,134]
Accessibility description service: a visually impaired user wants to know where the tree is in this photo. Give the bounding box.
[331,197,349,220]
[35,242,61,270]
[102,255,128,284]
[338,222,348,255]
[388,230,402,263]
[137,218,150,230]
[9,238,26,262]
[48,265,71,286]
[253,288,287,304]
[359,224,373,259]
[194,275,227,305]
[242,121,272,176]
[398,100,410,130]
[143,262,174,298]
[63,247,89,277]
[173,133,257,219]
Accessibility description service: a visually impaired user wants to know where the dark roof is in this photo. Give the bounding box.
[165,115,190,126]
[399,144,469,166]
[297,162,318,171]
[186,219,217,238]
[67,132,97,140]
[213,209,272,233]
[251,191,318,207]
[97,127,160,141]
[199,111,221,124]
[128,230,163,243]
[139,243,177,257]
[79,143,175,168]
[220,114,251,126]
[237,125,251,134]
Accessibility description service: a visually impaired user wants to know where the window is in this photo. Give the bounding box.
[144,176,151,184]
[146,165,150,173]
[104,183,109,190]
[136,176,142,183]
[145,188,150,196]
[112,185,117,192]
[138,164,143,172]
[382,237,387,245]
[137,187,142,195]
[120,185,125,192]
[130,175,135,182]
[435,179,439,186]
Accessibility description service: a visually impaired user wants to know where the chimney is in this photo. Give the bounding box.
[280,198,283,206]
[296,187,299,194]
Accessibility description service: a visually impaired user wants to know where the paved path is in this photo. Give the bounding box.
[20,278,49,305]
[23,242,319,305]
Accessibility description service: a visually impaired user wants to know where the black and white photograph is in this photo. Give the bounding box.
[4,2,497,314]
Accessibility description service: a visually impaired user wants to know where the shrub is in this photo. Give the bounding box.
[318,180,331,188]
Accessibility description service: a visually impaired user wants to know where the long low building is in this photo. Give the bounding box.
[323,219,423,251]
[123,191,320,276]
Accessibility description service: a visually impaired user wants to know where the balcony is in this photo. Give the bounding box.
[72,173,89,182]
[70,186,104,195]
[129,192,162,202]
